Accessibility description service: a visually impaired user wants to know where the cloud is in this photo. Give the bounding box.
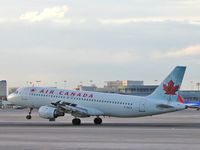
[57,49,139,65]
[99,17,200,25]
[153,45,200,59]
[189,20,200,25]
[20,5,69,22]
[177,0,200,4]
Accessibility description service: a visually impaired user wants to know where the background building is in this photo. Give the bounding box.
[104,80,157,96]
[179,91,200,102]
[76,80,157,95]
[0,80,7,100]
[76,85,97,92]
[118,85,158,96]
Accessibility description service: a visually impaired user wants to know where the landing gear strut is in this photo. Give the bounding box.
[72,118,81,125]
[26,108,33,120]
[94,117,102,125]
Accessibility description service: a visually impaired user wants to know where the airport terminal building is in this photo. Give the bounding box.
[0,80,7,100]
[179,91,200,102]
[78,80,159,96]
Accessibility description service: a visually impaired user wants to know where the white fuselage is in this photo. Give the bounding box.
[8,87,185,118]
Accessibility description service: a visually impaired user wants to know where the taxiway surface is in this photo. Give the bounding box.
[0,109,200,150]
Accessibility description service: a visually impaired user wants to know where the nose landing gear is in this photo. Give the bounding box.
[26,108,33,120]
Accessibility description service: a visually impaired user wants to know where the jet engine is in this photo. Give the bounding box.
[38,106,65,119]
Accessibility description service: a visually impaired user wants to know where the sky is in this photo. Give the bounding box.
[0,0,200,90]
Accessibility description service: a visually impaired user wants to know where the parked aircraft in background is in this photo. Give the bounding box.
[8,66,187,125]
[178,95,200,110]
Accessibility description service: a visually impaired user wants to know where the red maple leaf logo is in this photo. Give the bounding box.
[163,80,179,95]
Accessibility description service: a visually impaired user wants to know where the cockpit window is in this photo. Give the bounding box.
[14,90,19,94]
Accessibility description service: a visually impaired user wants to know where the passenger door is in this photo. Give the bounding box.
[139,101,145,112]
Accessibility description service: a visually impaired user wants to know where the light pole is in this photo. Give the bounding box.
[54,82,58,88]
[197,82,200,91]
[64,80,67,89]
[29,82,33,86]
[36,80,41,86]
[154,80,158,85]
[190,81,193,90]
[197,82,200,101]
[89,80,93,86]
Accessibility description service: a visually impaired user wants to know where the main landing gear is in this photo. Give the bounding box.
[72,117,103,125]
[94,117,102,125]
[72,118,81,125]
[26,108,33,120]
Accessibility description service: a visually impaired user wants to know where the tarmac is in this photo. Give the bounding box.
[0,109,200,150]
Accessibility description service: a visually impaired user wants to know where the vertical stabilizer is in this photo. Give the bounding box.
[148,66,186,102]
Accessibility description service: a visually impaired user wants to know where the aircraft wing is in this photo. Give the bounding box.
[51,101,104,117]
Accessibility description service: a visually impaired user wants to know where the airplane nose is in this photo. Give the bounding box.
[7,94,17,103]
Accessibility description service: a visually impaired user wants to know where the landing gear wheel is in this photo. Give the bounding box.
[72,118,81,125]
[26,107,33,120]
[26,115,32,120]
[49,118,56,122]
[94,117,102,125]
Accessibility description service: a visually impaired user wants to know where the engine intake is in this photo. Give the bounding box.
[39,106,64,119]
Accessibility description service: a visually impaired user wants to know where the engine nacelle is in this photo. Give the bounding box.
[38,106,65,119]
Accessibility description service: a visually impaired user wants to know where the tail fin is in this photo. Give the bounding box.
[148,66,186,102]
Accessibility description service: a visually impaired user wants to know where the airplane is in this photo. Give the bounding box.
[178,95,200,110]
[8,66,187,125]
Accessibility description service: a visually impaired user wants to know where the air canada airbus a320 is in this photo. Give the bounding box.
[8,66,190,125]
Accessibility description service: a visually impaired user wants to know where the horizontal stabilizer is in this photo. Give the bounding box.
[156,104,175,109]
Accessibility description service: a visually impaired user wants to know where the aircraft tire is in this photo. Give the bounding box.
[26,115,32,120]
[72,118,81,125]
[94,117,102,125]
[49,118,56,121]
